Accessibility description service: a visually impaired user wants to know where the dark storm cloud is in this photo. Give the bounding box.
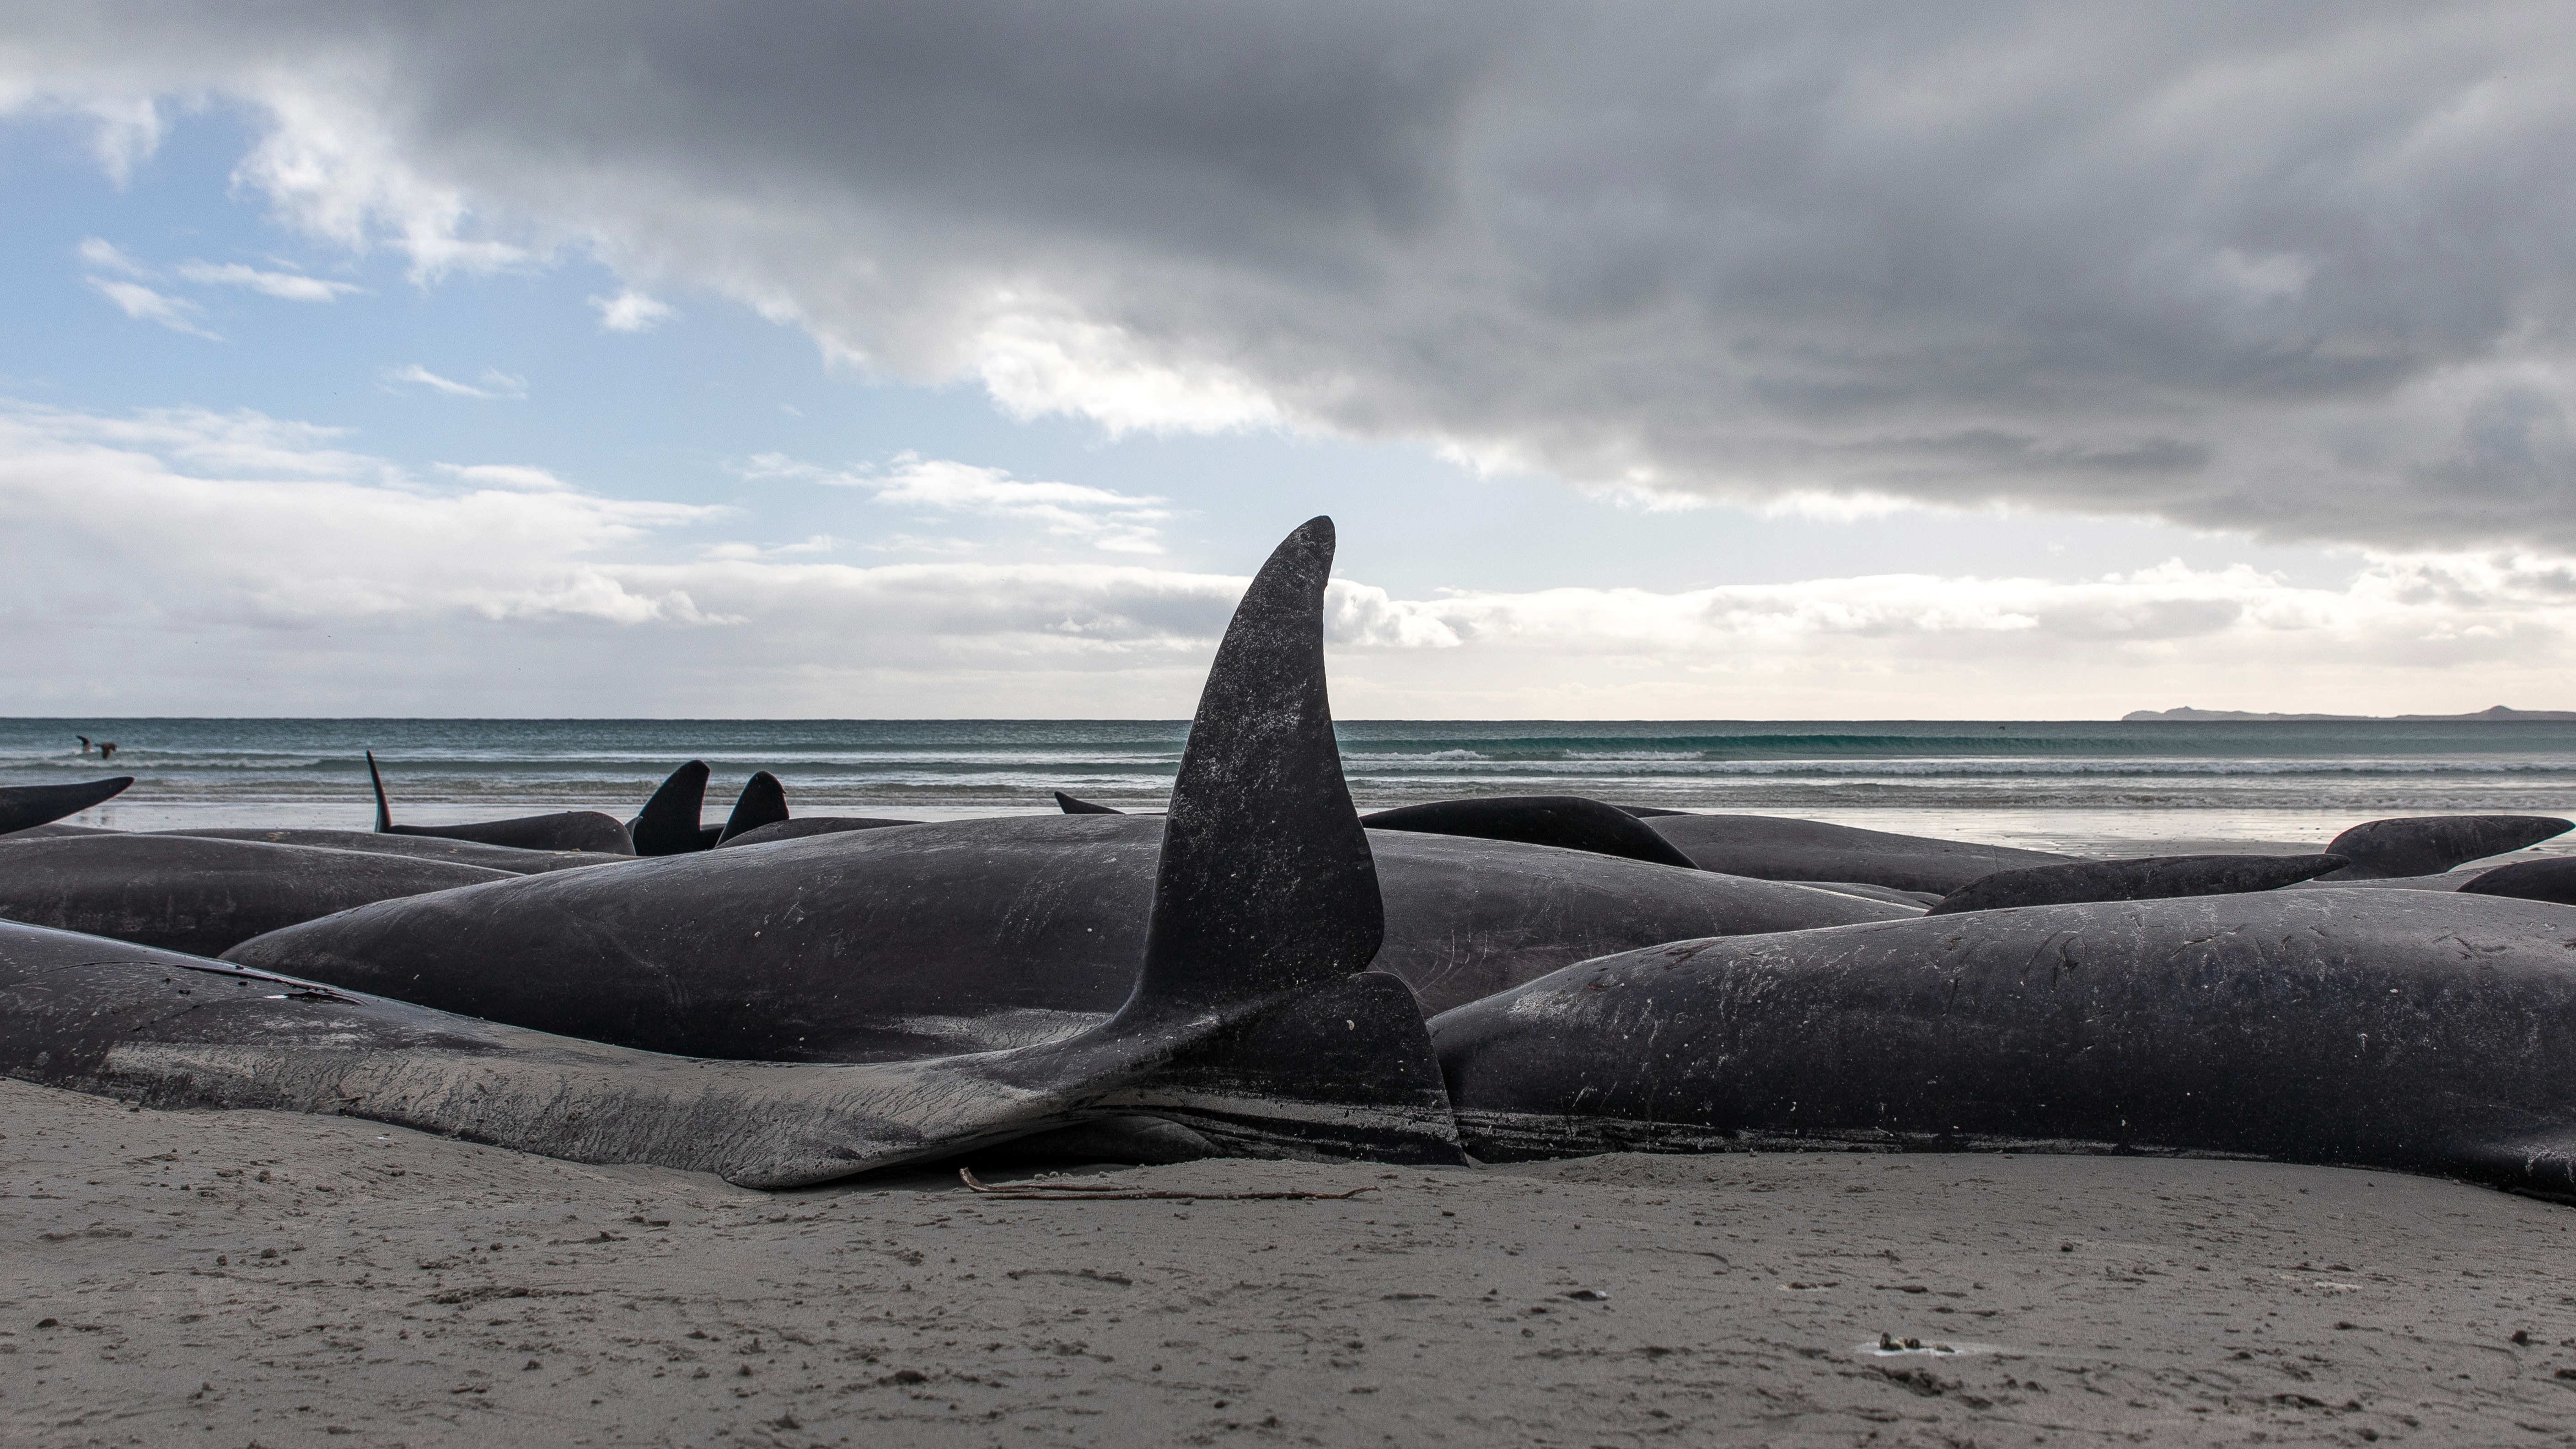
[8,1,2572,548]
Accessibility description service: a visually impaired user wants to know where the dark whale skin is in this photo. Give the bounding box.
[1643,814,2075,893]
[1925,853,2348,914]
[150,827,628,875]
[2320,815,2572,880]
[714,817,918,848]
[1431,889,2576,1199]
[2459,857,2576,906]
[0,835,512,956]
[223,816,1908,1059]
[1362,795,1699,869]
[0,776,133,834]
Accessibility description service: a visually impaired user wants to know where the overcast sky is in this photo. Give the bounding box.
[3,2,2571,718]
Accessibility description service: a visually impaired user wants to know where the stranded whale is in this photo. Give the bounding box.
[1925,853,2350,915]
[0,834,514,955]
[1360,796,1700,870]
[150,827,628,875]
[1059,790,1703,871]
[2318,814,2571,879]
[367,752,633,854]
[227,817,1911,1056]
[1641,814,2076,893]
[713,817,920,848]
[0,517,1464,1181]
[1430,889,2576,1198]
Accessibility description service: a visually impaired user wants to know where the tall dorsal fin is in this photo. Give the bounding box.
[1129,516,1379,1016]
[366,751,394,832]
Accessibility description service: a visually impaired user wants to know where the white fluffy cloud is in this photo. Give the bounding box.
[86,277,217,338]
[590,288,673,332]
[746,452,1172,553]
[77,237,360,333]
[3,398,2572,716]
[7,5,2573,553]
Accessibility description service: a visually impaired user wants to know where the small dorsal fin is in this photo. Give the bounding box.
[366,751,394,832]
[718,771,789,843]
[631,761,712,856]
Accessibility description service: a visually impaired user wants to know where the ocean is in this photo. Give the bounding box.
[11,716,2576,859]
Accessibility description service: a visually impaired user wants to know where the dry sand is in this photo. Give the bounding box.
[7,1078,2576,1448]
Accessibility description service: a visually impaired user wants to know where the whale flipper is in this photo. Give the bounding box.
[0,776,132,836]
[1055,791,1125,814]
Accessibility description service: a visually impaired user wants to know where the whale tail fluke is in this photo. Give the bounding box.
[1116,969,1455,1163]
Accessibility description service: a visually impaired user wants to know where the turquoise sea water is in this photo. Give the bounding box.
[10,717,2576,857]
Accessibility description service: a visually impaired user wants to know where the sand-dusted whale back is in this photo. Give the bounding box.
[712,816,918,848]
[152,827,628,875]
[1925,853,2349,914]
[1432,889,2576,1197]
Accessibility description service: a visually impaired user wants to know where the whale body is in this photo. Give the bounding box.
[1432,889,2576,1198]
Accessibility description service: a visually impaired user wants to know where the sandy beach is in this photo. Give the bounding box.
[8,1078,2574,1447]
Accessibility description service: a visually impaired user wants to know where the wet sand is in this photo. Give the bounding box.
[6,1077,2575,1447]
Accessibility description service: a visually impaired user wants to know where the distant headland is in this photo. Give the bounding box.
[2124,704,2576,722]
